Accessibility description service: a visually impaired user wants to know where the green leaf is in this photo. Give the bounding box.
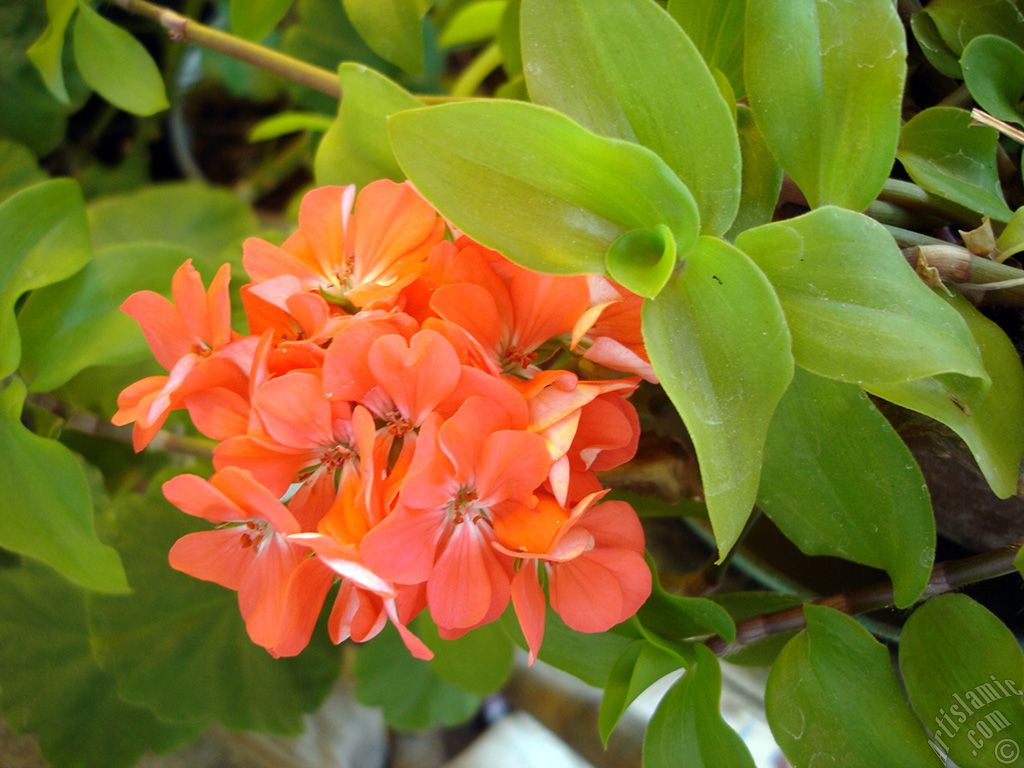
[725,105,782,240]
[0,138,47,205]
[963,36,1024,126]
[667,0,746,98]
[315,63,421,187]
[899,594,1024,768]
[605,225,676,299]
[17,243,202,393]
[230,0,295,42]
[644,644,756,768]
[867,290,1024,499]
[417,614,514,696]
[439,0,505,48]
[522,0,740,236]
[354,622,480,730]
[26,0,77,103]
[759,367,935,608]
[249,110,334,142]
[642,236,793,559]
[0,562,199,768]
[994,207,1024,261]
[766,606,936,768]
[637,558,735,643]
[0,380,128,593]
[87,182,259,256]
[0,178,90,379]
[72,1,168,116]
[913,0,1024,80]
[501,606,639,689]
[389,100,700,275]
[87,475,341,733]
[496,0,522,77]
[735,206,986,385]
[744,0,905,211]
[898,107,1014,223]
[599,641,684,746]
[342,0,424,75]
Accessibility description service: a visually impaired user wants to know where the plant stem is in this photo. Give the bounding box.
[706,541,1022,656]
[27,393,215,459]
[879,178,983,230]
[908,243,1024,305]
[450,41,502,97]
[107,0,341,99]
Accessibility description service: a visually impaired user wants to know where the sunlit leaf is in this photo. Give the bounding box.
[667,0,746,98]
[87,474,341,732]
[342,0,424,75]
[605,225,676,299]
[0,380,127,593]
[0,178,90,379]
[899,594,1024,768]
[496,0,521,77]
[867,290,1024,499]
[0,562,198,768]
[522,0,741,236]
[230,0,295,42]
[354,622,480,730]
[725,105,782,240]
[897,107,1014,223]
[735,206,986,384]
[643,236,793,559]
[439,0,505,48]
[72,1,168,116]
[993,207,1024,262]
[26,0,77,103]
[315,63,420,187]
[389,100,700,275]
[644,644,756,768]
[759,367,935,608]
[963,35,1024,126]
[745,0,905,211]
[766,606,936,767]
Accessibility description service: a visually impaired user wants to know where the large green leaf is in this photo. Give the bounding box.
[342,0,424,75]
[899,595,1024,768]
[0,562,199,768]
[963,35,1024,126]
[744,0,905,211]
[735,206,986,385]
[354,622,480,730]
[759,368,935,608]
[87,475,341,733]
[0,178,90,379]
[315,63,420,187]
[87,182,259,256]
[644,644,756,768]
[766,606,936,767]
[18,243,200,393]
[897,107,1013,223]
[230,0,294,41]
[912,0,1024,79]
[867,290,1024,499]
[0,380,127,593]
[417,614,514,696]
[521,0,741,236]
[72,1,168,116]
[0,138,47,205]
[389,100,700,276]
[642,236,793,559]
[26,0,77,103]
[667,0,746,98]
[599,640,685,746]
[637,558,735,643]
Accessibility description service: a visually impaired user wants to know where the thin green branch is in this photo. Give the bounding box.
[879,178,983,230]
[706,541,1022,656]
[107,0,341,98]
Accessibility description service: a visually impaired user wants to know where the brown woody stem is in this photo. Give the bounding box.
[706,542,1022,656]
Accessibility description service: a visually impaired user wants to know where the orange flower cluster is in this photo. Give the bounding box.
[114,180,652,663]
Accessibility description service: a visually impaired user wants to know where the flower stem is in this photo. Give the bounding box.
[706,541,1023,656]
[107,0,341,98]
[878,178,983,231]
